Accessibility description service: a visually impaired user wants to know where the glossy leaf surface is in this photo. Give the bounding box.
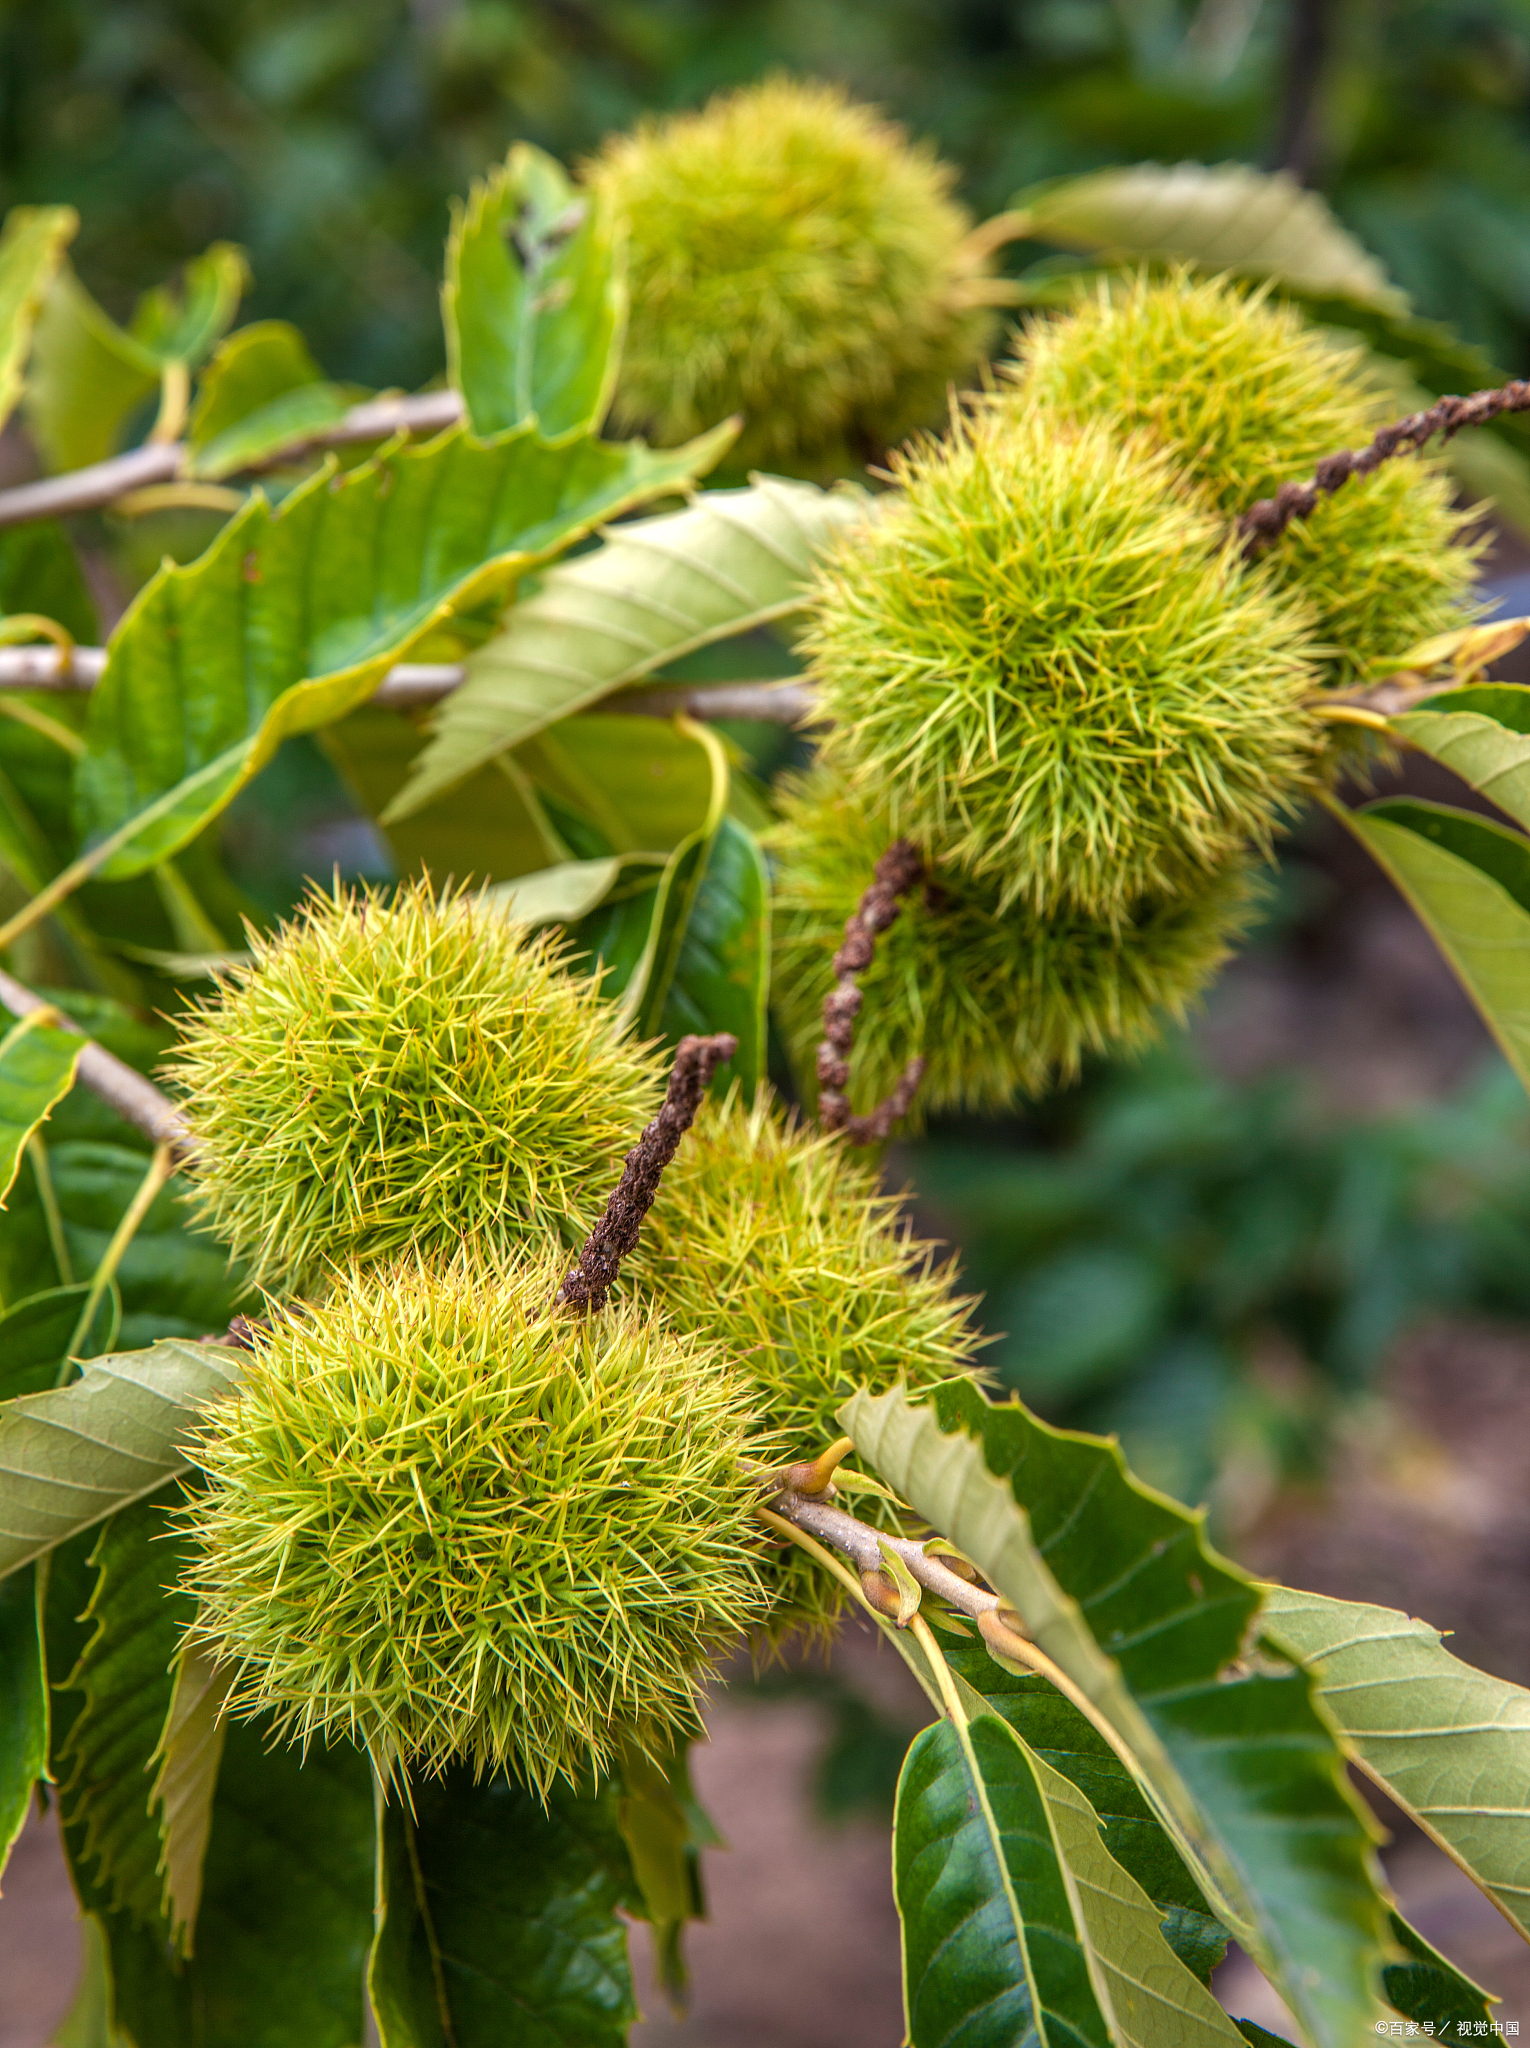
[76,420,733,879]
[844,1383,1389,2048]
[444,142,625,441]
[370,1766,639,2048]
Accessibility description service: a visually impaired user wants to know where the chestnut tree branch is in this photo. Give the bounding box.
[0,390,464,532]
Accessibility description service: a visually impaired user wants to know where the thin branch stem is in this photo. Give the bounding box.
[0,644,817,724]
[559,1032,737,1314]
[65,1141,175,1363]
[0,967,195,1159]
[0,390,464,532]
[766,1487,1002,1621]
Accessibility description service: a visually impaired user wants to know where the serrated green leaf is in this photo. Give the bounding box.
[940,1641,1228,1983]
[187,318,357,480]
[1262,1583,1530,1944]
[56,1488,194,1927]
[1392,686,1530,833]
[42,1516,375,2048]
[46,1913,122,2048]
[844,1383,1389,2048]
[0,1338,242,1579]
[25,266,163,473]
[444,141,626,442]
[126,243,248,368]
[390,477,866,819]
[0,1563,45,1884]
[150,1643,231,1955]
[1012,162,1406,312]
[369,1766,639,2048]
[614,1734,716,2004]
[0,205,77,437]
[1338,798,1530,1093]
[896,1708,1243,2047]
[75,420,733,882]
[0,1007,84,1205]
[656,814,770,1096]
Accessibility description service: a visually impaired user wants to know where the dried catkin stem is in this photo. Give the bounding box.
[816,839,926,1144]
[1239,376,1530,554]
[559,1032,737,1314]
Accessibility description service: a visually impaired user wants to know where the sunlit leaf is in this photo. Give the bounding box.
[444,141,626,441]
[0,1338,242,1579]
[76,420,734,881]
[0,205,77,436]
[1262,1583,1530,1943]
[1391,685,1530,834]
[0,1005,84,1204]
[390,477,865,820]
[1012,162,1405,311]
[187,318,358,480]
[1338,798,1530,1093]
[150,1644,232,1954]
[127,243,249,368]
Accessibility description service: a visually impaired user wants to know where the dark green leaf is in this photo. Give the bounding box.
[844,1383,1390,2048]
[1383,1909,1496,2033]
[0,1283,118,1400]
[896,1708,1244,2046]
[369,1765,639,2048]
[76,421,733,880]
[0,1564,45,1883]
[941,1640,1228,1983]
[54,1487,194,1926]
[444,142,624,441]
[0,204,76,434]
[0,519,99,641]
[657,814,770,1096]
[1340,799,1530,1093]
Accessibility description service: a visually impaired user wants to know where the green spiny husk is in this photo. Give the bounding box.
[622,1086,987,1643]
[805,402,1323,916]
[1011,269,1480,686]
[766,762,1261,1123]
[179,1246,775,1796]
[584,77,996,472]
[167,879,664,1294]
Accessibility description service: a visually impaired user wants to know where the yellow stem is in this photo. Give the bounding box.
[63,1142,175,1370]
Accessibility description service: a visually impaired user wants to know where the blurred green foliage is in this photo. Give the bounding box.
[912,1042,1530,1510]
[7,1,1530,387]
